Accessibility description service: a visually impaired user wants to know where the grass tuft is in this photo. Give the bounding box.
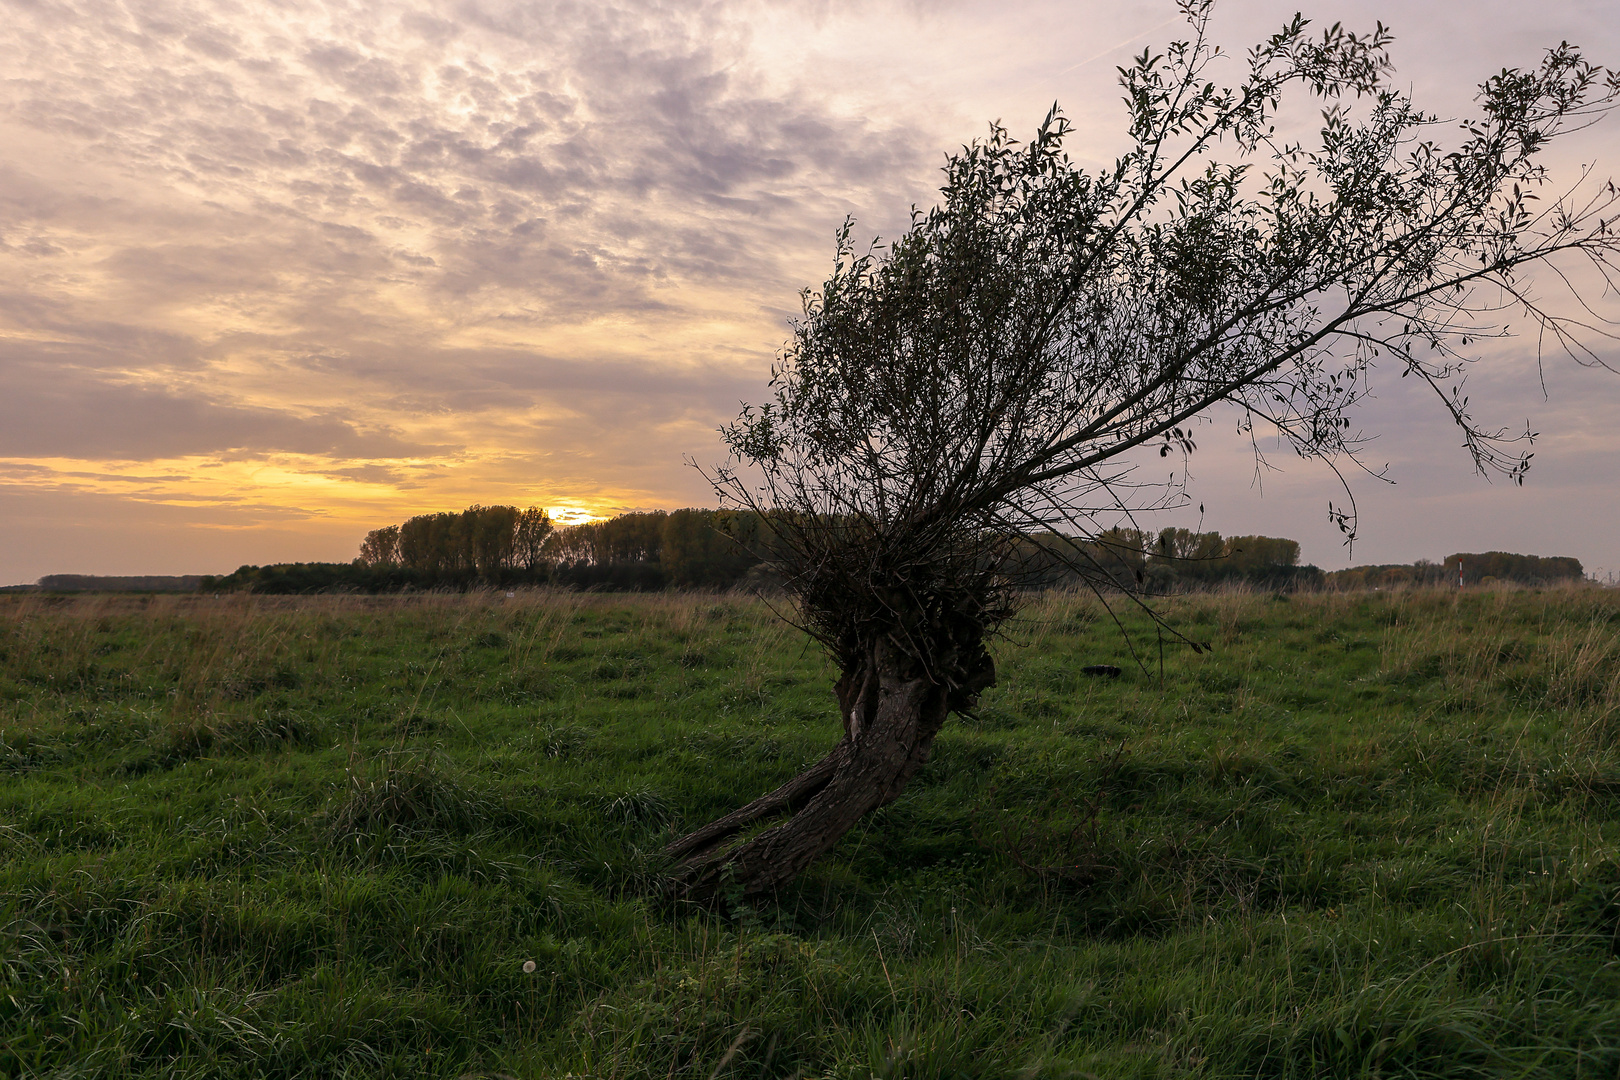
[327,748,492,838]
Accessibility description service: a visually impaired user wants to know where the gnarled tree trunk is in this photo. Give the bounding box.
[664,632,994,900]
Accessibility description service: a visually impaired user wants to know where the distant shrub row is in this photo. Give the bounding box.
[335,505,767,592]
[1325,552,1584,589]
[182,508,1586,596]
[197,556,769,595]
[1031,527,1322,592]
[199,514,1313,595]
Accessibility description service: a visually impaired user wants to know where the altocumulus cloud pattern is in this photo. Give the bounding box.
[0,0,929,530]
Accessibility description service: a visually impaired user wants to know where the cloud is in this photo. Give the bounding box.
[3,0,926,306]
[0,366,428,460]
[0,0,1616,582]
[0,0,937,497]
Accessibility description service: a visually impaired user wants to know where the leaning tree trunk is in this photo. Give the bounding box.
[664,632,994,901]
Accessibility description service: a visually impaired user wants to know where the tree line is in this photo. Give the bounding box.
[356,505,554,577]
[1326,552,1584,590]
[196,504,1585,595]
[356,511,1313,592]
[1036,534,1586,591]
[202,508,1318,594]
[0,575,206,594]
[203,505,768,593]
[1040,528,1319,591]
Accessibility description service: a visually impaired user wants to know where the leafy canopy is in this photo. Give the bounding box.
[713,0,1620,665]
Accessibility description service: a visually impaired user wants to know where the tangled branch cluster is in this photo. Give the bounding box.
[712,0,1620,677]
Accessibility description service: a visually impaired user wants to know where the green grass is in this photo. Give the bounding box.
[3,585,1620,1078]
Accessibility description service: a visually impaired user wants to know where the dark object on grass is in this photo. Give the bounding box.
[663,1,1620,901]
[1081,665,1122,679]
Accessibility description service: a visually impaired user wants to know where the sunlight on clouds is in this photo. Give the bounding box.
[0,0,940,582]
[0,0,1617,580]
[0,453,636,532]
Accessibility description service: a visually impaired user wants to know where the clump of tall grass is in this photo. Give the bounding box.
[325,748,492,839]
[1365,585,1620,748]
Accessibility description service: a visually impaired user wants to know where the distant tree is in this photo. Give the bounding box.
[1221,536,1300,575]
[599,511,667,563]
[381,505,532,579]
[464,504,520,577]
[542,521,592,565]
[546,511,667,566]
[357,525,400,566]
[661,509,762,588]
[1152,528,1226,566]
[1140,529,1304,587]
[1449,551,1583,584]
[665,2,1620,899]
[514,507,554,573]
[396,514,431,572]
[1085,526,1154,587]
[398,512,457,575]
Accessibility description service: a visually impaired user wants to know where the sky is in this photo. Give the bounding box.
[2,0,1619,584]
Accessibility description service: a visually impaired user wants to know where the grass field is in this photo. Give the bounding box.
[3,585,1620,1078]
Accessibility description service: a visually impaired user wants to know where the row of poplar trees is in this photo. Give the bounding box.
[357,506,555,577]
[1009,527,1315,590]
[355,507,1319,591]
[356,505,764,589]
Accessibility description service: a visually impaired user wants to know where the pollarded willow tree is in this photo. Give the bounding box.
[665,0,1620,899]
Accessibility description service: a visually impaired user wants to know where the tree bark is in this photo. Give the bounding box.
[664,633,993,901]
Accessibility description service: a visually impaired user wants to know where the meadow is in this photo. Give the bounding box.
[3,585,1620,1079]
